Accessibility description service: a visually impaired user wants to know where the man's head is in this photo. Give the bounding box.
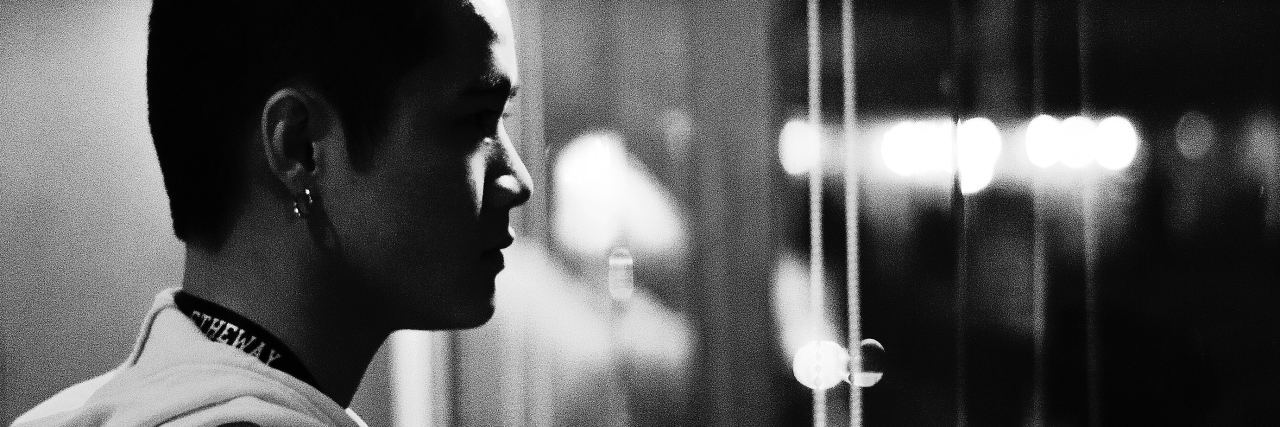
[148,0,531,329]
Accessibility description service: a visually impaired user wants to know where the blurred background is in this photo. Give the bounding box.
[4,0,1280,425]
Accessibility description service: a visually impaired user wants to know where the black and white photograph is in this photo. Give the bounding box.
[2,0,1279,425]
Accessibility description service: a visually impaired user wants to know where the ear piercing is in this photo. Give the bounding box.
[292,188,314,219]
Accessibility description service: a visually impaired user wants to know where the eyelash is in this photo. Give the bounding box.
[476,110,512,137]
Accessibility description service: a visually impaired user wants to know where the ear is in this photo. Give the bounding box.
[259,87,333,195]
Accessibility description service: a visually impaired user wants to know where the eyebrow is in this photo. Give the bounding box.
[463,74,519,102]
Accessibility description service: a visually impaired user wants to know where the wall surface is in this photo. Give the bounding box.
[0,0,183,421]
[0,2,407,423]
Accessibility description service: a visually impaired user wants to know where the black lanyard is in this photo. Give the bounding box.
[172,291,319,390]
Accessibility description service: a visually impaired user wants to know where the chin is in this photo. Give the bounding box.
[402,296,495,331]
[454,275,500,327]
[448,301,496,329]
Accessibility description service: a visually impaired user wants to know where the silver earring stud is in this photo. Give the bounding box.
[292,188,314,219]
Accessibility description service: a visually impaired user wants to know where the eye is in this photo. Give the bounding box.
[474,110,503,137]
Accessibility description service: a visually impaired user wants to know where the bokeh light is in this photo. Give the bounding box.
[1060,116,1096,169]
[957,117,1002,194]
[960,166,995,194]
[1093,116,1139,171]
[1026,114,1063,169]
[779,119,820,175]
[792,340,849,391]
[1242,110,1279,177]
[554,132,690,261]
[881,118,998,193]
[881,121,918,176]
[790,339,887,389]
[1175,110,1216,160]
[916,120,955,175]
[660,108,693,161]
[554,132,626,254]
[852,338,886,388]
[881,119,953,177]
[607,247,635,302]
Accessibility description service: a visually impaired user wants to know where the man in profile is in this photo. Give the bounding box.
[13,0,531,424]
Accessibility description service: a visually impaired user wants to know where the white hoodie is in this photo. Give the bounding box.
[11,289,367,427]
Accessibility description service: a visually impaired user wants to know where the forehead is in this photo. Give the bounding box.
[466,0,514,43]
[412,0,518,96]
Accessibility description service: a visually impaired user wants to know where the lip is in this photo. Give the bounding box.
[481,248,505,272]
[494,236,515,250]
[482,231,515,252]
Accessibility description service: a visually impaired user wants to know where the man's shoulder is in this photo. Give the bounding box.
[11,360,342,427]
[11,289,358,427]
[10,368,120,426]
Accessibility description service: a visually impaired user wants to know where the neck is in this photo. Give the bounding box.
[181,225,388,407]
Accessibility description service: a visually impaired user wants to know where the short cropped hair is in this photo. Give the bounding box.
[147,0,447,248]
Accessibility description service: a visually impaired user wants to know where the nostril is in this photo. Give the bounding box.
[495,174,530,207]
[495,175,519,191]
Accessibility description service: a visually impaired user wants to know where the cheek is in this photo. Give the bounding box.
[327,139,474,239]
[386,151,478,230]
[467,152,488,215]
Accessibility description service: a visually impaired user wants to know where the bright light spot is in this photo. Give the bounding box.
[1242,110,1279,176]
[881,119,953,177]
[390,331,438,426]
[1176,110,1215,160]
[792,340,849,391]
[852,338,886,387]
[791,338,888,389]
[960,166,994,194]
[1093,116,1139,171]
[527,128,685,269]
[779,119,821,175]
[958,118,1002,165]
[1246,112,1279,147]
[1026,115,1063,169]
[554,132,690,260]
[771,252,841,359]
[1060,116,1096,168]
[614,285,694,371]
[957,117,1002,194]
[660,109,693,161]
[881,121,918,176]
[607,247,634,301]
[918,121,955,174]
[554,132,625,254]
[496,242,692,373]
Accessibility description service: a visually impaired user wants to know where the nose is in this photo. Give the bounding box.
[488,130,533,211]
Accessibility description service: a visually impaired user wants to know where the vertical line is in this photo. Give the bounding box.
[449,332,462,426]
[1076,0,1091,114]
[840,0,862,425]
[1082,180,1101,427]
[502,312,526,427]
[947,0,968,425]
[1271,110,1280,240]
[682,1,732,423]
[432,332,454,427]
[607,250,634,427]
[390,332,435,426]
[519,0,549,245]
[389,332,422,426]
[607,290,626,427]
[1,312,6,423]
[1029,0,1048,425]
[951,140,970,427]
[511,0,549,423]
[1076,0,1102,425]
[807,0,827,425]
[1030,176,1048,427]
[1031,0,1046,115]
